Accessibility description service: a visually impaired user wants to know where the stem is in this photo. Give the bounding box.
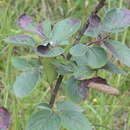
[87,35,109,46]
[49,75,63,108]
[49,0,106,108]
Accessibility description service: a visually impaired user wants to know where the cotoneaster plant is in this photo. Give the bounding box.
[4,0,130,129]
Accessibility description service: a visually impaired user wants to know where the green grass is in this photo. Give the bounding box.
[0,0,130,129]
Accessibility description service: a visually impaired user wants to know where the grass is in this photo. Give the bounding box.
[0,0,130,129]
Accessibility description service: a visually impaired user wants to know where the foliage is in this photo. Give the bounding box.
[3,2,130,130]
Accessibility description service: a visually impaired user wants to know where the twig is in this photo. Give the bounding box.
[49,0,106,108]
[87,35,109,46]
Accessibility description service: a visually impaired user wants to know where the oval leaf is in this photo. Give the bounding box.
[70,44,87,56]
[26,110,61,130]
[4,35,35,46]
[86,46,107,68]
[104,40,130,67]
[50,18,81,45]
[74,46,108,69]
[102,8,130,32]
[13,70,40,98]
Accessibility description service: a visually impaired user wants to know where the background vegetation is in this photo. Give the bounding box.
[0,0,130,129]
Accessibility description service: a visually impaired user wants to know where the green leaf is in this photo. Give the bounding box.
[42,59,58,84]
[42,19,52,38]
[57,102,92,130]
[50,18,81,45]
[52,60,73,75]
[36,45,64,57]
[26,110,61,130]
[104,40,130,67]
[12,57,41,71]
[102,61,127,75]
[13,70,40,98]
[102,8,130,32]
[59,111,92,130]
[73,64,92,78]
[74,46,108,69]
[4,35,35,46]
[57,101,83,113]
[85,46,107,68]
[64,77,88,103]
[73,55,88,66]
[70,44,87,56]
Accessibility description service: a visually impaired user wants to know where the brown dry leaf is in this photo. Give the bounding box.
[88,82,120,95]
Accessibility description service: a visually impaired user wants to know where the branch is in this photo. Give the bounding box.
[49,0,106,108]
